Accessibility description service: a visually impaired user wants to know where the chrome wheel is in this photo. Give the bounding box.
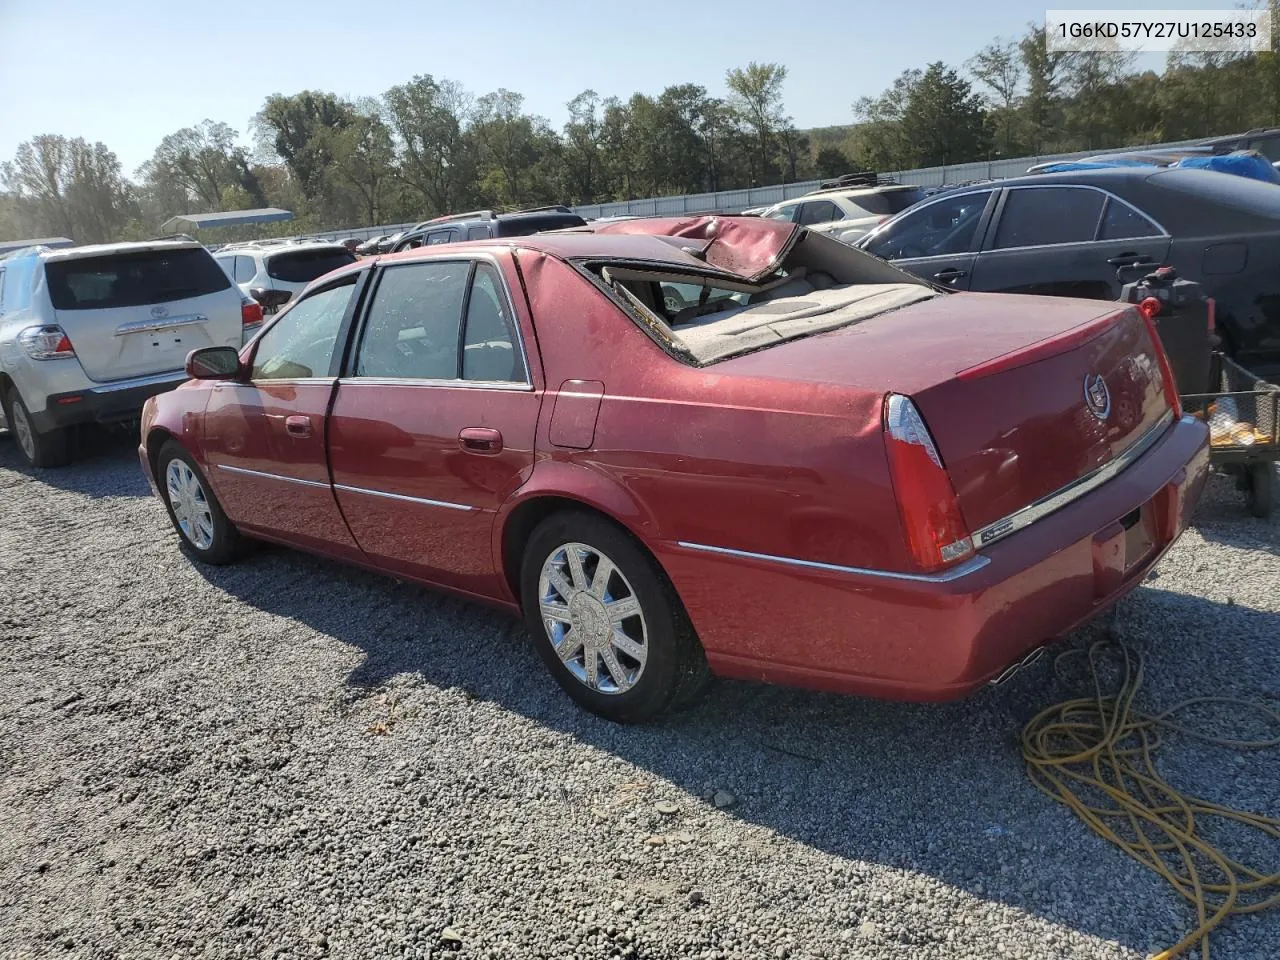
[165,459,215,551]
[10,399,35,461]
[538,542,648,695]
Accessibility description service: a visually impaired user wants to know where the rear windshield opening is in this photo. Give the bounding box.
[44,248,230,311]
[266,248,357,284]
[597,263,935,364]
[857,188,928,217]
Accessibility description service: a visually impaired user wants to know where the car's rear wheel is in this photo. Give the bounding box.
[157,440,243,564]
[1245,462,1274,519]
[520,510,709,723]
[3,386,70,468]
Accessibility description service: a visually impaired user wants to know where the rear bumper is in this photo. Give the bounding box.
[656,413,1211,701]
[31,371,189,432]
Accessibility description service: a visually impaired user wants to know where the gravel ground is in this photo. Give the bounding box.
[1,429,1278,960]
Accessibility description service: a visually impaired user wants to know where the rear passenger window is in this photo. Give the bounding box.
[355,262,469,380]
[426,230,456,246]
[992,188,1105,249]
[467,226,490,241]
[798,201,840,225]
[462,264,524,382]
[1099,199,1162,240]
[235,256,257,283]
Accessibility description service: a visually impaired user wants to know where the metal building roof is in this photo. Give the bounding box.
[160,208,294,231]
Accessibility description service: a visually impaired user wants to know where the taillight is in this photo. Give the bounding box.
[883,394,975,571]
[18,325,76,360]
[1135,306,1183,419]
[1206,297,1216,334]
[241,299,264,327]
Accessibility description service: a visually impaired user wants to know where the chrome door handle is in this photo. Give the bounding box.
[933,268,967,281]
[459,427,503,455]
[285,415,312,438]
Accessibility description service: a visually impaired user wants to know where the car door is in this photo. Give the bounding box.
[967,186,1172,300]
[858,189,998,290]
[327,255,541,598]
[201,273,366,559]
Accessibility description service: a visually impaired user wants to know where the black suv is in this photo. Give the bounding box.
[389,206,587,252]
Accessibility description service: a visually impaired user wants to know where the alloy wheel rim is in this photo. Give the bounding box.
[538,542,648,695]
[165,460,215,551]
[10,401,35,460]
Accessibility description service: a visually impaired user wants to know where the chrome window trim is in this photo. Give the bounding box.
[990,184,1171,250]
[337,377,533,392]
[333,484,474,512]
[674,541,992,583]
[859,187,998,255]
[216,464,330,489]
[972,409,1175,549]
[354,253,533,387]
[243,377,337,386]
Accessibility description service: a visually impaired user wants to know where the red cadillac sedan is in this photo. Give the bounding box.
[139,216,1210,722]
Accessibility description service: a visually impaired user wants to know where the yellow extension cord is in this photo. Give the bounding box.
[1020,637,1280,960]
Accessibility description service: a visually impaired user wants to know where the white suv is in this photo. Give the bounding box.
[214,240,356,315]
[0,240,249,467]
[760,177,927,246]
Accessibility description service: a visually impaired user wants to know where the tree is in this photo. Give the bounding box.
[814,145,854,179]
[725,62,788,185]
[967,40,1025,155]
[899,63,991,167]
[137,121,254,212]
[471,89,558,207]
[1,135,135,242]
[253,91,356,201]
[325,103,395,225]
[561,90,606,203]
[850,69,922,170]
[1018,25,1068,153]
[383,75,476,216]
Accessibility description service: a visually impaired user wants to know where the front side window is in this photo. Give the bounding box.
[992,187,1105,249]
[426,230,456,246]
[861,191,993,260]
[765,204,798,222]
[355,261,469,379]
[250,279,355,380]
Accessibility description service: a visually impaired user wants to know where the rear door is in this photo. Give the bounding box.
[201,273,366,558]
[968,186,1171,300]
[327,254,541,598]
[44,246,242,381]
[858,189,998,290]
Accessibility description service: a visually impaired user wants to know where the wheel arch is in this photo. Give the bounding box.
[145,426,180,490]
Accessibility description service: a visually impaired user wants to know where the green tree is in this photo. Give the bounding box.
[253,91,356,201]
[899,62,991,167]
[725,62,789,185]
[850,69,922,170]
[1,135,136,242]
[1018,25,1068,153]
[383,75,476,217]
[967,40,1025,155]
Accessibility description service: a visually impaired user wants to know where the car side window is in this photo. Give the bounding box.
[862,191,993,260]
[467,225,490,241]
[0,268,6,313]
[765,204,798,222]
[426,230,456,246]
[797,200,839,225]
[234,256,257,283]
[462,263,525,382]
[215,256,234,280]
[354,261,469,380]
[250,279,355,380]
[992,187,1105,249]
[1098,198,1162,240]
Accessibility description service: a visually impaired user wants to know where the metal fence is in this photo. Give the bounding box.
[292,135,1215,243]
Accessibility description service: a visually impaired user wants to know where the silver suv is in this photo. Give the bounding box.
[213,240,357,316]
[0,240,247,467]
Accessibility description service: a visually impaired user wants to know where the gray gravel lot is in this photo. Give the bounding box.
[1,429,1278,960]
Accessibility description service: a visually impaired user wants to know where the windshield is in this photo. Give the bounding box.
[44,248,230,310]
[266,248,357,283]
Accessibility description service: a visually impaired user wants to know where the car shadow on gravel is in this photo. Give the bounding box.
[0,427,151,498]
[191,537,1280,958]
[1193,467,1280,557]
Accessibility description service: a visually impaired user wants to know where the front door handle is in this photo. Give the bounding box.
[459,427,503,455]
[933,268,967,282]
[285,415,312,438]
[1106,253,1155,267]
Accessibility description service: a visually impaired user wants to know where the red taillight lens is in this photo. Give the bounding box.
[241,299,264,327]
[1206,297,1216,334]
[883,394,975,572]
[1136,306,1183,419]
[18,324,76,360]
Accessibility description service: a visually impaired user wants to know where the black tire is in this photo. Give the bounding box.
[520,510,709,723]
[1246,462,1274,519]
[3,386,71,468]
[156,440,244,565]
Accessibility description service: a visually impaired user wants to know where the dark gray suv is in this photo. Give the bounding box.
[389,206,586,252]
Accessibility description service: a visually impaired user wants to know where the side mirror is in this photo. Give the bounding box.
[250,287,293,312]
[186,346,243,380]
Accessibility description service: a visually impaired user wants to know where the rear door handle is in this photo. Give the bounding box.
[1106,253,1154,266]
[933,268,967,282]
[459,427,503,455]
[285,415,312,438]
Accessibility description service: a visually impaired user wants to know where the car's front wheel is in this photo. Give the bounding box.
[521,510,709,723]
[3,386,70,468]
[157,440,243,564]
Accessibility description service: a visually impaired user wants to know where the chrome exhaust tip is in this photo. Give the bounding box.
[989,645,1048,686]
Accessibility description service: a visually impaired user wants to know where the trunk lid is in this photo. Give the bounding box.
[592,215,799,282]
[42,245,243,382]
[715,291,1173,535]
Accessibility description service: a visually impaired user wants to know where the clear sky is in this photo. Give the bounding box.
[0,0,1225,177]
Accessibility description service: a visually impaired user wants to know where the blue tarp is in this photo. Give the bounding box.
[1172,153,1280,184]
[1031,160,1157,173]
